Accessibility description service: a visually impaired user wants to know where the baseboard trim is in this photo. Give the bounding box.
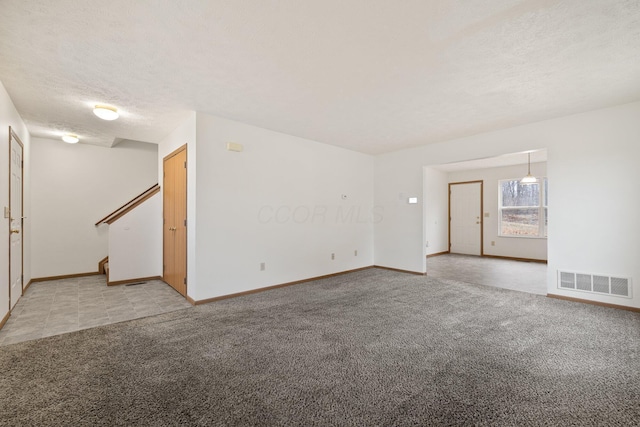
[30,271,102,283]
[107,276,162,286]
[191,266,375,305]
[98,256,109,274]
[23,279,33,293]
[426,251,450,258]
[0,310,10,330]
[482,254,547,264]
[373,265,426,276]
[547,293,640,313]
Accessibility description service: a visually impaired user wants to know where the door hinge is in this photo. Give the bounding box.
[184,161,187,168]
[163,264,165,271]
[184,219,187,226]
[183,277,187,285]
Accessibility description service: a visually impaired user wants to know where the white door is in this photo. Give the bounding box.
[450,182,482,256]
[9,129,24,309]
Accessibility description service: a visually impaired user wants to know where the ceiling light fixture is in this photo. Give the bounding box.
[520,152,537,184]
[93,104,119,120]
[62,134,79,144]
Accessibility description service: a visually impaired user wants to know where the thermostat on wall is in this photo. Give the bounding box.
[226,142,244,152]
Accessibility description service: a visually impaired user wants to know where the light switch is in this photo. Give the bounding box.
[408,197,418,204]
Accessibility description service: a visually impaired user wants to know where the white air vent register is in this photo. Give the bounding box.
[558,270,632,298]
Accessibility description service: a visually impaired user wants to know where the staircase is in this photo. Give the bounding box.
[95,184,162,286]
[98,256,109,282]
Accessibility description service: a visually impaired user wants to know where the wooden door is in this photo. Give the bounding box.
[449,181,483,256]
[9,128,24,309]
[163,145,187,296]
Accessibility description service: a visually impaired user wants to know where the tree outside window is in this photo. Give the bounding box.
[499,178,548,237]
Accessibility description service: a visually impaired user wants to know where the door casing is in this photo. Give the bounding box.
[8,127,24,310]
[448,180,483,256]
[162,144,187,297]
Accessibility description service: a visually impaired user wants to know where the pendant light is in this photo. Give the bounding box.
[520,152,537,184]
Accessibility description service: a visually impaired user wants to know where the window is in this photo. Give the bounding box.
[498,178,548,237]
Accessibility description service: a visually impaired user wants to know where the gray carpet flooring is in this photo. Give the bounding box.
[1,268,639,426]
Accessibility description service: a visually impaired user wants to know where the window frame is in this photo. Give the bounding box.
[498,177,548,239]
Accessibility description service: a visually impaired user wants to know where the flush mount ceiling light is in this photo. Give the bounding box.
[520,152,538,184]
[62,134,79,144]
[93,104,119,120]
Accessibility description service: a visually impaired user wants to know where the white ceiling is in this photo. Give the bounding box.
[1,1,639,153]
[432,149,546,172]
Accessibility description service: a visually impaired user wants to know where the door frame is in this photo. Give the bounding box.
[448,180,483,256]
[8,126,25,310]
[162,144,187,296]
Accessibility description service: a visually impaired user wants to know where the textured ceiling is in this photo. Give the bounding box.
[0,0,639,152]
[432,149,546,172]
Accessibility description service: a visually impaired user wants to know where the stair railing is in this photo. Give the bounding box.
[95,183,160,226]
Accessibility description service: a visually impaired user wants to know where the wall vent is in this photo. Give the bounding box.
[557,270,632,298]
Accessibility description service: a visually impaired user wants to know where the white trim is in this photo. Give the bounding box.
[498,177,547,238]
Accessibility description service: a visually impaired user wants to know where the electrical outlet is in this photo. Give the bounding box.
[491,241,495,246]
[425,241,429,247]
[331,253,335,260]
[260,262,265,271]
[354,250,358,256]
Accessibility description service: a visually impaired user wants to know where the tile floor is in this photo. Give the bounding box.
[427,253,547,295]
[0,275,192,346]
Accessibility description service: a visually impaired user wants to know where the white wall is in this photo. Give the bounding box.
[193,113,374,301]
[546,104,640,307]
[446,162,547,261]
[0,81,30,318]
[108,193,162,282]
[375,101,640,308]
[423,167,449,255]
[157,112,197,298]
[31,138,158,278]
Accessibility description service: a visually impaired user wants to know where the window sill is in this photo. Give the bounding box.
[498,235,547,240]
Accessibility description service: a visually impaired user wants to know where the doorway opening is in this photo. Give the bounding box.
[424,149,548,295]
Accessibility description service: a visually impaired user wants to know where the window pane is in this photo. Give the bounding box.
[501,208,539,236]
[544,207,548,237]
[500,181,540,207]
[544,178,548,207]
